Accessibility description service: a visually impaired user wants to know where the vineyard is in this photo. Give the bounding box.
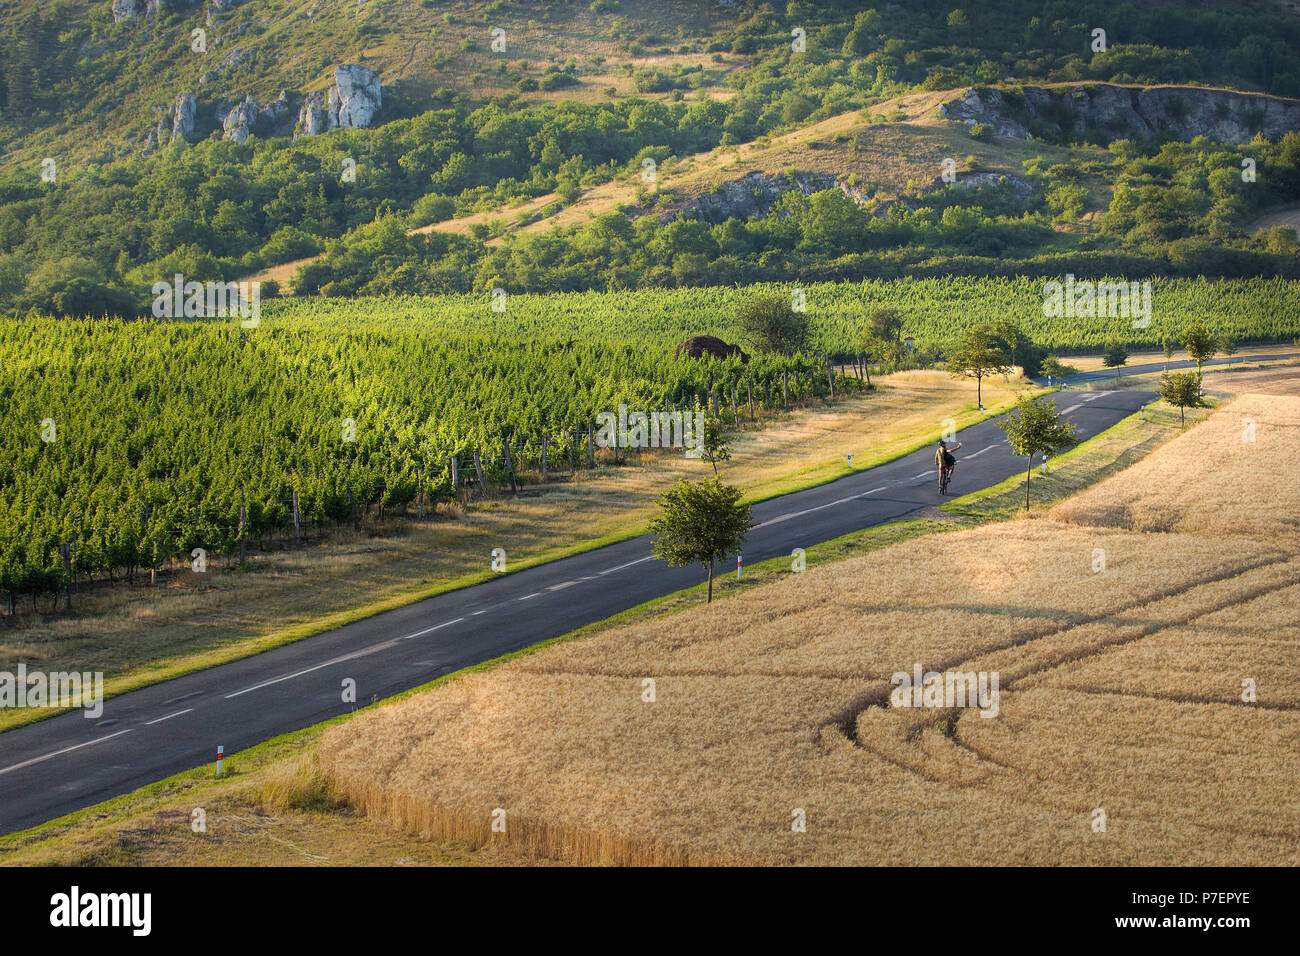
[1,276,1296,609]
[0,315,841,609]
[268,276,1300,354]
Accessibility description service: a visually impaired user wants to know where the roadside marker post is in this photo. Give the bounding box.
[216,745,223,775]
[1140,405,1145,421]
[737,554,742,580]
[847,451,852,467]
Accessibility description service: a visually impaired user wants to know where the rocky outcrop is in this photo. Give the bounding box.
[688,171,837,222]
[332,63,382,129]
[112,0,197,20]
[141,90,194,153]
[260,90,292,127]
[220,94,257,142]
[677,166,1032,225]
[206,0,237,27]
[296,91,332,136]
[940,84,1300,144]
[171,91,196,142]
[296,64,382,137]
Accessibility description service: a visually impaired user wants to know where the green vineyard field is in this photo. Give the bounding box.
[1,276,1296,603]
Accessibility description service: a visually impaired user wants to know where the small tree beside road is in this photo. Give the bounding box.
[649,477,755,603]
[1181,321,1217,382]
[700,417,731,476]
[1159,371,1205,426]
[1219,335,1238,366]
[997,395,1079,511]
[1102,339,1129,379]
[947,325,1011,409]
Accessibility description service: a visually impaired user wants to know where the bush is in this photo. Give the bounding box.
[539,72,579,91]
[412,193,456,226]
[1039,355,1081,379]
[969,123,994,142]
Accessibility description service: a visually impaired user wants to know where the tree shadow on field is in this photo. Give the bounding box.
[849,603,1084,624]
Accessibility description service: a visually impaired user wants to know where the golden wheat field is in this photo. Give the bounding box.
[319,394,1300,866]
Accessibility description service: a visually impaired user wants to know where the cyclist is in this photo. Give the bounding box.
[935,439,962,494]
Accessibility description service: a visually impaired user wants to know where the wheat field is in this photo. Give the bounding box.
[319,394,1300,865]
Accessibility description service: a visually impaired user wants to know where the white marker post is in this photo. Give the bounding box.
[847,451,852,467]
[216,745,224,775]
[1140,405,1145,421]
[737,554,742,580]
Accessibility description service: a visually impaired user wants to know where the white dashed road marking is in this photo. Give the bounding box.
[144,709,192,726]
[0,729,134,777]
[224,622,451,699]
[598,556,654,576]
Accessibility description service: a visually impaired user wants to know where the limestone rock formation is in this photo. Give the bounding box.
[331,64,383,129]
[296,91,332,137]
[113,0,196,20]
[172,91,196,143]
[260,90,292,126]
[206,0,237,26]
[220,94,258,142]
[688,171,837,222]
[296,64,382,136]
[940,83,1300,144]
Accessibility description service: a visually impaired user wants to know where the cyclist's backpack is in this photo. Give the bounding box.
[943,450,955,468]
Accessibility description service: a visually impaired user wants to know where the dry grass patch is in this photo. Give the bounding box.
[319,396,1300,865]
[1051,393,1300,536]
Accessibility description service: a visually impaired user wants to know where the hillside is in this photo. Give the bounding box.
[318,390,1300,865]
[6,1,1300,313]
[0,0,736,164]
[9,1,1300,165]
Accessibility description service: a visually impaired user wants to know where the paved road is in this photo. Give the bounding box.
[0,388,1153,836]
[1049,351,1300,387]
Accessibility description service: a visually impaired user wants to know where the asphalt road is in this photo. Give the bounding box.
[0,387,1153,836]
[1052,350,1300,386]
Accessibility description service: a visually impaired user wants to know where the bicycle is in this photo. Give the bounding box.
[938,465,952,495]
